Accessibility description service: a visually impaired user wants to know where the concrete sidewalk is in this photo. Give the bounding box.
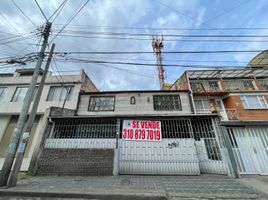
[0,174,267,200]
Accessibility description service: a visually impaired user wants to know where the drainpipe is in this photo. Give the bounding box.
[186,72,196,114]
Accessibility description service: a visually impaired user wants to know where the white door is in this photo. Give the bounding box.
[228,127,268,175]
[119,138,200,175]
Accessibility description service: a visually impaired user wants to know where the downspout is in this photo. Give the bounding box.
[186,72,196,114]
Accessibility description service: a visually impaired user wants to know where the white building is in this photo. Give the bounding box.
[0,68,98,170]
[35,90,232,176]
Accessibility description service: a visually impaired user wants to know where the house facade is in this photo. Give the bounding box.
[33,90,232,176]
[0,68,98,170]
[169,67,268,175]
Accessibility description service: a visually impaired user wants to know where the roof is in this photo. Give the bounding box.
[248,50,268,68]
[186,68,268,79]
[80,90,189,95]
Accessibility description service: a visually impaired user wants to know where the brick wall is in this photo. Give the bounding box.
[36,149,114,176]
[223,95,268,121]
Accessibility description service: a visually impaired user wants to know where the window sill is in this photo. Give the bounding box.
[244,108,268,110]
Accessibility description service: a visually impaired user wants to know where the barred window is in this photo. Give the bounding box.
[88,96,115,111]
[153,95,181,111]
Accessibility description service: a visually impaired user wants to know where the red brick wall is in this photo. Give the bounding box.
[223,95,268,121]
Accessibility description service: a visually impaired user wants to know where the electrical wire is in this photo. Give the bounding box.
[34,0,48,21]
[48,0,68,22]
[50,0,89,43]
[10,0,37,27]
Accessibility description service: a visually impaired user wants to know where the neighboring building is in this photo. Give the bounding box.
[0,68,98,170]
[170,67,268,175]
[33,90,232,176]
[248,50,268,68]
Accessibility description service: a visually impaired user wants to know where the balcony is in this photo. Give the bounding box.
[190,81,221,93]
[226,109,239,120]
[224,80,255,91]
[196,108,212,114]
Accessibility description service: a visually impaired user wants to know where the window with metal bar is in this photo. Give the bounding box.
[88,96,115,111]
[51,118,117,138]
[0,87,6,102]
[153,95,181,111]
[47,86,73,101]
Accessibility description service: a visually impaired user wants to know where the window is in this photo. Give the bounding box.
[88,96,115,111]
[241,95,268,109]
[11,87,37,102]
[153,95,181,111]
[194,99,211,113]
[47,86,73,101]
[130,96,136,105]
[0,87,6,102]
[208,81,219,91]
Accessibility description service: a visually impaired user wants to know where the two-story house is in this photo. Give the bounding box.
[169,67,268,175]
[0,68,98,170]
[32,90,232,177]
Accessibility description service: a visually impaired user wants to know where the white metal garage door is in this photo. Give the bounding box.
[119,138,200,175]
[228,127,268,175]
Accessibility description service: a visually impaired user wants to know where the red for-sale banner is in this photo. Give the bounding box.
[122,120,162,141]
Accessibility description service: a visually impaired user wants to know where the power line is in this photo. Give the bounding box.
[53,24,268,31]
[55,57,247,69]
[53,50,263,55]
[50,0,89,43]
[52,34,268,43]
[48,0,68,22]
[50,30,268,38]
[34,0,48,21]
[10,0,37,28]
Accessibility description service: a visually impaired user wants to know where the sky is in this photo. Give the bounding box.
[0,0,268,91]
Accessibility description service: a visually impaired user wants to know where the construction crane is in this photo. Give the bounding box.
[152,36,165,89]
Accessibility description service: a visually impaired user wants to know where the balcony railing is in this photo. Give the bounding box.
[224,80,255,91]
[190,81,220,93]
[226,109,239,120]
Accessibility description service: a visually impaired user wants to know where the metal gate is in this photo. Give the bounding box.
[193,118,227,174]
[119,118,227,175]
[227,126,268,175]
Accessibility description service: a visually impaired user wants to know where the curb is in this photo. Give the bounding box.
[0,190,168,200]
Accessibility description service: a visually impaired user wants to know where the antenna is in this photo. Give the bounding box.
[152,35,165,89]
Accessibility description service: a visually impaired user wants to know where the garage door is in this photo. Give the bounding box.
[227,127,268,175]
[119,119,200,175]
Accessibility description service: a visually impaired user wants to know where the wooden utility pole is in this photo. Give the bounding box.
[0,22,51,186]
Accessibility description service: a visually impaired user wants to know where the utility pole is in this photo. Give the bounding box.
[0,22,51,186]
[7,43,55,187]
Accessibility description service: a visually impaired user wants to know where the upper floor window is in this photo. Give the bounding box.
[88,96,115,111]
[47,86,73,101]
[153,95,181,111]
[194,99,211,113]
[130,96,136,105]
[0,87,6,102]
[11,87,37,102]
[241,95,268,109]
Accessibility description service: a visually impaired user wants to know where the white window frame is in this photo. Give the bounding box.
[194,99,211,113]
[46,86,73,101]
[240,95,268,109]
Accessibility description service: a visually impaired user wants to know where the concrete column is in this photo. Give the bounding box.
[113,118,120,176]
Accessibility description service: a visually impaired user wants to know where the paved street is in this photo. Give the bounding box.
[0,174,267,199]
